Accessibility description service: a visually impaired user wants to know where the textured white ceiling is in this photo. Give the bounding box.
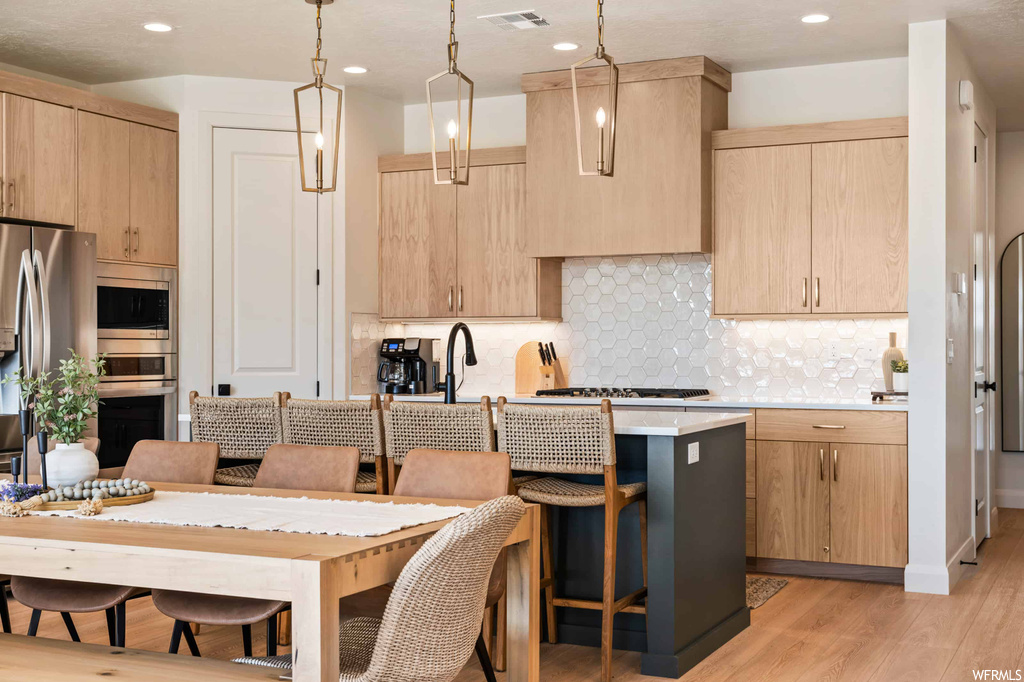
[0,0,1023,128]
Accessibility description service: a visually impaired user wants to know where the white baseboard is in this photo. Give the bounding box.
[946,535,976,592]
[904,563,950,595]
[996,488,1024,509]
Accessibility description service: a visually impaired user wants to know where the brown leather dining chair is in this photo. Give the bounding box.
[10,440,220,647]
[151,443,360,658]
[343,447,513,682]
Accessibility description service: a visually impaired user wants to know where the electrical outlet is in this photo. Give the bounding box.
[826,341,840,362]
[688,442,699,464]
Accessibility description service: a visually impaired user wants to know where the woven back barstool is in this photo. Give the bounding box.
[282,393,387,494]
[496,397,648,682]
[380,395,496,494]
[188,391,284,487]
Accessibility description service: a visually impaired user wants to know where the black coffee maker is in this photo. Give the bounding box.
[377,338,440,394]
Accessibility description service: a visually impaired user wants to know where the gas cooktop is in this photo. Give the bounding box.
[534,387,712,399]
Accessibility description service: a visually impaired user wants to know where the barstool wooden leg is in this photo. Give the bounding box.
[277,610,292,646]
[495,591,507,671]
[481,605,494,655]
[638,497,648,587]
[601,501,620,682]
[540,503,558,644]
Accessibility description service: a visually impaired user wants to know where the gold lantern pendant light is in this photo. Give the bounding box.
[427,0,473,185]
[572,0,618,176]
[294,0,342,193]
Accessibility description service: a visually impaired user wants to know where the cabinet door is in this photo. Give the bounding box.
[812,138,908,314]
[713,145,812,316]
[3,94,76,225]
[379,169,457,319]
[78,112,131,261]
[129,123,177,265]
[456,164,538,317]
[756,440,830,561]
[830,444,908,567]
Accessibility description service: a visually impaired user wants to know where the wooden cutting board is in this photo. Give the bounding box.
[514,341,567,395]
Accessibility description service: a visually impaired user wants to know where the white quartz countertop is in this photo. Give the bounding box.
[347,393,908,412]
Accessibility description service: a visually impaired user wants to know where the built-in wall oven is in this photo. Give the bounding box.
[96,263,177,468]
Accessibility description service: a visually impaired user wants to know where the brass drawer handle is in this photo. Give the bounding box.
[123,229,131,259]
[833,449,838,482]
[458,285,463,312]
[448,286,453,312]
[812,424,846,430]
[802,278,808,308]
[819,448,824,481]
[132,228,140,256]
[814,277,820,308]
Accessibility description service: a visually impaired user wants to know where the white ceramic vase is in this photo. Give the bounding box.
[892,373,909,393]
[44,441,99,489]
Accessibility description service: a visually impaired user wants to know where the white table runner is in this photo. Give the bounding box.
[32,491,470,537]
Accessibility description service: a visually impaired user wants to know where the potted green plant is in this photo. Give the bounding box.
[891,359,909,393]
[3,351,106,488]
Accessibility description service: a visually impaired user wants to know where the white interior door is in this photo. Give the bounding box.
[212,127,321,398]
[972,123,992,546]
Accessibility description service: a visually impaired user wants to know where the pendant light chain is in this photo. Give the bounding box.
[597,0,605,57]
[314,0,323,79]
[448,0,458,72]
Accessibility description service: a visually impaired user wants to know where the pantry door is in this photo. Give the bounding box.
[211,127,324,399]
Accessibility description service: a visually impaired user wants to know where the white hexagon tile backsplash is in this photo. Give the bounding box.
[352,254,908,400]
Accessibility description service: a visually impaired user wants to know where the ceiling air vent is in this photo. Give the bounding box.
[478,10,550,31]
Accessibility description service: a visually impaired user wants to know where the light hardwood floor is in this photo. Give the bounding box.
[7,509,1024,681]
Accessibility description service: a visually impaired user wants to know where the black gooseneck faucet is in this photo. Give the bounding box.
[438,322,477,404]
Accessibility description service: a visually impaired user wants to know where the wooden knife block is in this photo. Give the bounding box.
[514,341,567,395]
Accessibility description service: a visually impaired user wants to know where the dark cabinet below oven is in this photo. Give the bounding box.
[97,395,166,468]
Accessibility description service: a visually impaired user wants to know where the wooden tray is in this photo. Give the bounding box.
[36,489,155,511]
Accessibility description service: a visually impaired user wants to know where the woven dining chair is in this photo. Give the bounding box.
[233,495,527,682]
[152,443,361,660]
[282,393,387,494]
[380,395,495,494]
[496,397,647,682]
[10,440,220,649]
[188,391,284,487]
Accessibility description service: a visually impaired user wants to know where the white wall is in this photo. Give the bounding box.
[905,20,997,595]
[404,93,525,154]
[92,76,403,410]
[995,131,1024,508]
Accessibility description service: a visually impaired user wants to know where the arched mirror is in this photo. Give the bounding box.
[1003,233,1024,451]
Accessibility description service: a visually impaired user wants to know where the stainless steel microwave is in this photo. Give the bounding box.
[96,262,177,355]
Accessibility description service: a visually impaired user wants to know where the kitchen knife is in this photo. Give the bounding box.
[547,343,558,362]
[538,343,548,365]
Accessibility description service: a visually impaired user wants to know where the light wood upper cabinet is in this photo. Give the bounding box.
[756,440,831,562]
[522,58,729,257]
[129,122,177,265]
[829,443,908,568]
[379,169,458,319]
[78,111,130,261]
[812,138,909,314]
[378,149,561,321]
[713,145,811,316]
[711,118,908,318]
[2,94,76,226]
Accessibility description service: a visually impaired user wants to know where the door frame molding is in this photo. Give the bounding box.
[198,111,334,402]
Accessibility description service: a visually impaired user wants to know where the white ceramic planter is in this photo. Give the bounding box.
[892,373,909,393]
[44,441,99,488]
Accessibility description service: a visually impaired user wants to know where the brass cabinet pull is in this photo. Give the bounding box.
[458,285,463,311]
[833,449,838,482]
[819,448,824,481]
[823,546,830,554]
[802,278,808,308]
[814,277,820,308]
[812,424,846,429]
[8,181,15,216]
[448,286,453,312]
[132,228,140,256]
[0,176,4,216]
[123,229,131,259]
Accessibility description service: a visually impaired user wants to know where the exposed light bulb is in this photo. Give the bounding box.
[315,131,324,150]
[595,107,606,128]
[447,119,458,139]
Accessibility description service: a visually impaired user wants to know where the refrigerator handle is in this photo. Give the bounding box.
[15,250,42,384]
[33,250,52,374]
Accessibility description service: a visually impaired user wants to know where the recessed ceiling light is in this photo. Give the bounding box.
[553,42,579,51]
[801,14,830,23]
[143,23,173,32]
[343,66,368,74]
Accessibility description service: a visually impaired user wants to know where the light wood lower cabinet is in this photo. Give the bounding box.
[829,443,908,568]
[2,93,76,226]
[756,440,831,563]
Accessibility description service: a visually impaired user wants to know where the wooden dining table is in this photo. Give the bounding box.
[0,481,541,682]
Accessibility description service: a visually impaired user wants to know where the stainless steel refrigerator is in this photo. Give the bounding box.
[0,222,97,457]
